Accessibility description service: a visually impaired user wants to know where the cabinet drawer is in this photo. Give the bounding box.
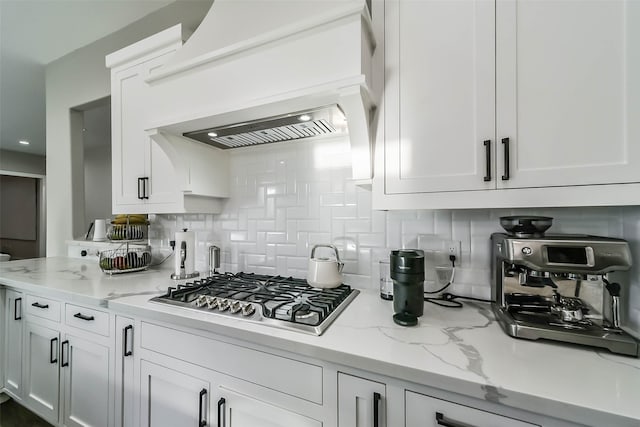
[141,322,323,404]
[405,390,539,427]
[25,294,61,322]
[65,304,110,336]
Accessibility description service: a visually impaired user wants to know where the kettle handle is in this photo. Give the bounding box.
[310,244,342,263]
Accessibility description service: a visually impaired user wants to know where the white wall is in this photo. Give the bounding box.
[83,144,112,231]
[0,149,45,176]
[45,0,213,256]
[151,136,640,336]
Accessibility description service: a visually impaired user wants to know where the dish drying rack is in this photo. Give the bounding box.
[100,215,151,274]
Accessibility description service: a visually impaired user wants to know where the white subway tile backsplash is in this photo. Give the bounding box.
[152,136,640,335]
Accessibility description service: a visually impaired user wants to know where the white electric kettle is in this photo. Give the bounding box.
[307,244,344,288]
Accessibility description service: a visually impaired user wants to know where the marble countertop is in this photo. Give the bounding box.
[1,257,639,426]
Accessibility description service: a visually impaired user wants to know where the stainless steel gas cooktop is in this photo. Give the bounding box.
[150,272,359,335]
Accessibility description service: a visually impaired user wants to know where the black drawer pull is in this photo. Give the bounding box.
[436,411,477,427]
[373,392,381,427]
[31,302,49,309]
[50,337,58,364]
[143,177,150,199]
[14,297,22,320]
[74,312,95,321]
[198,389,207,427]
[123,325,133,357]
[61,340,69,367]
[483,140,491,182]
[501,137,510,181]
[217,397,226,427]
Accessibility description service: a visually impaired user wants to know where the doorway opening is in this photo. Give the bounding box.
[70,96,112,240]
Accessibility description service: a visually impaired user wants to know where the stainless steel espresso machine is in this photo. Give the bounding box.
[491,216,639,357]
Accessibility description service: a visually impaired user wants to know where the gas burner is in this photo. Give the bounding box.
[150,272,359,335]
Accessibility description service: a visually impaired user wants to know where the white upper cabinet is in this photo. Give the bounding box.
[107,26,229,215]
[384,0,495,194]
[375,0,640,209]
[496,0,640,189]
[111,52,179,211]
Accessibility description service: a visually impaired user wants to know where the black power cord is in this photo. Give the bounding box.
[424,254,493,308]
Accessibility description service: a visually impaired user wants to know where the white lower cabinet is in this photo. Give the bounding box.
[62,333,112,427]
[405,390,539,427]
[137,321,325,427]
[139,357,321,427]
[338,373,386,427]
[218,386,321,427]
[3,289,23,399]
[5,291,115,427]
[23,322,61,424]
[140,360,210,427]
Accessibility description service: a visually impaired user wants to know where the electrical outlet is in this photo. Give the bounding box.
[446,240,461,264]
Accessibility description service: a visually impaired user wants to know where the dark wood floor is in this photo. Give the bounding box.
[0,398,54,427]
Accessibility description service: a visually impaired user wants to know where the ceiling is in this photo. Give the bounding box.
[0,0,178,156]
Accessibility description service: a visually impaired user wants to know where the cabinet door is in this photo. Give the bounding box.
[140,360,211,427]
[217,386,322,427]
[3,290,23,398]
[112,63,148,210]
[23,322,60,424]
[145,137,178,207]
[384,0,495,194]
[61,334,111,427]
[115,317,135,427]
[405,390,538,427]
[338,373,385,427]
[496,0,640,188]
[111,53,178,213]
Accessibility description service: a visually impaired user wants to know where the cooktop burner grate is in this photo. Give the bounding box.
[151,272,359,335]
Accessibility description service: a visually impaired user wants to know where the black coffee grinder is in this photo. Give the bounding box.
[390,250,425,326]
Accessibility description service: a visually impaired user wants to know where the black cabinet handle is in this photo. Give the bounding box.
[137,178,144,200]
[197,389,207,427]
[217,397,226,427]
[436,412,476,427]
[123,325,133,357]
[61,340,69,367]
[501,137,510,180]
[73,312,95,321]
[31,301,49,309]
[373,392,381,427]
[14,297,22,320]
[483,140,491,182]
[50,337,58,364]
[143,177,149,199]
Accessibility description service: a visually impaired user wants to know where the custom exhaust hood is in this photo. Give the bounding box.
[144,0,377,183]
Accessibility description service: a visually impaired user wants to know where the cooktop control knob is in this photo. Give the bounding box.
[230,300,242,314]
[241,303,255,317]
[217,299,230,312]
[195,295,208,308]
[206,296,218,310]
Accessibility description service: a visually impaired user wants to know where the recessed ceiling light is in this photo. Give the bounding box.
[208,132,218,137]
[298,114,311,122]
[18,140,30,145]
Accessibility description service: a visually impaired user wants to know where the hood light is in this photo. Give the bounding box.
[298,114,311,122]
[208,132,218,138]
[19,140,30,145]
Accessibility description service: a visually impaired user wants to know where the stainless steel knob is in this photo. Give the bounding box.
[230,301,242,314]
[241,303,255,316]
[217,299,230,311]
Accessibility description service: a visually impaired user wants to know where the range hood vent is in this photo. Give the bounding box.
[134,0,377,183]
[183,105,347,149]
